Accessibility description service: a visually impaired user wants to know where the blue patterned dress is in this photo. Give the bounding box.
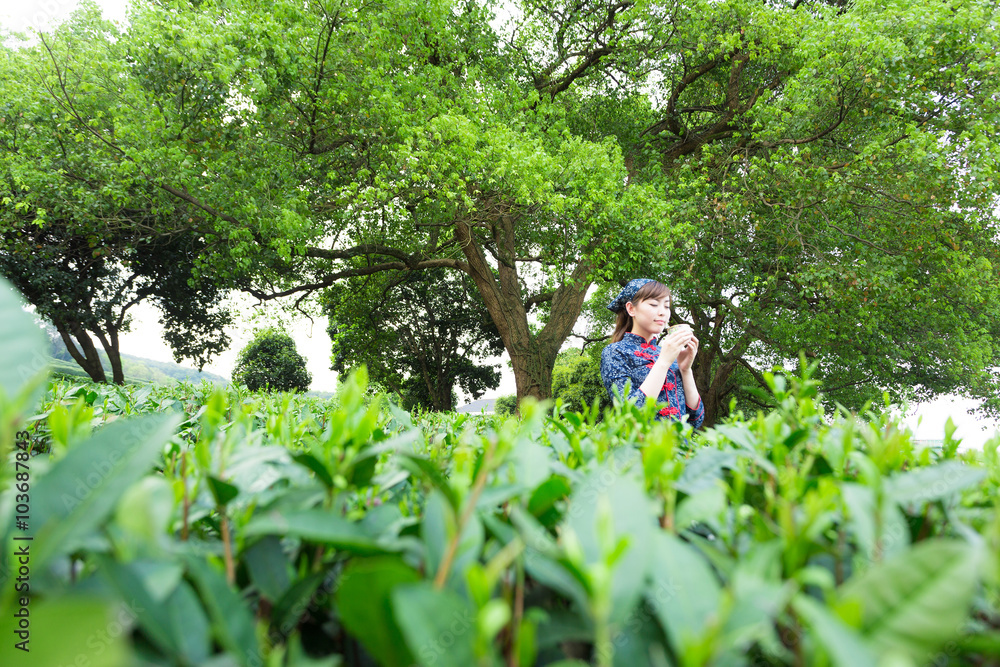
[600,332,705,426]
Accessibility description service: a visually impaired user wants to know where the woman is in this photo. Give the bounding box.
[600,278,705,426]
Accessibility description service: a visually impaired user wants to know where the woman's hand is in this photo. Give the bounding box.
[677,333,699,372]
[658,328,693,365]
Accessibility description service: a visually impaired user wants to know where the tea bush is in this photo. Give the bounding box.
[1,278,998,667]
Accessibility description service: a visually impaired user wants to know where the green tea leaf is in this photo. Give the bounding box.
[347,447,378,487]
[97,557,185,658]
[292,451,335,489]
[336,557,420,667]
[164,579,213,664]
[423,488,483,586]
[648,532,722,656]
[206,475,240,506]
[886,461,986,507]
[272,570,326,635]
[30,413,181,571]
[114,476,175,542]
[527,476,572,526]
[506,507,588,609]
[836,540,980,662]
[0,597,129,666]
[676,484,727,532]
[566,472,655,624]
[793,593,877,667]
[244,535,292,602]
[675,449,736,495]
[399,453,460,510]
[0,277,49,414]
[392,582,477,667]
[841,483,911,563]
[244,509,398,555]
[184,555,259,666]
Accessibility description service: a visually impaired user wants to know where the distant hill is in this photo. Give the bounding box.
[305,390,335,399]
[456,398,496,414]
[45,324,227,385]
[121,352,228,384]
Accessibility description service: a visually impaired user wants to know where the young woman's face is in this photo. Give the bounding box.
[627,296,670,339]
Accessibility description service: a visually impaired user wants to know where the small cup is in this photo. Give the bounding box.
[667,323,692,348]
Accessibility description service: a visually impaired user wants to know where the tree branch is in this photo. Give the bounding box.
[525,292,554,310]
[243,258,468,302]
[567,332,609,349]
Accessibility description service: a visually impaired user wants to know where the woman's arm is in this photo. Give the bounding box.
[681,370,701,409]
[601,346,650,405]
[641,328,693,397]
[677,335,701,409]
[676,334,705,426]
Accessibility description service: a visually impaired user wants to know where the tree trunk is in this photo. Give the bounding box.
[508,340,556,402]
[690,304,741,429]
[94,328,126,385]
[453,216,592,406]
[424,363,452,412]
[700,360,736,428]
[436,381,453,412]
[431,341,453,412]
[58,322,108,383]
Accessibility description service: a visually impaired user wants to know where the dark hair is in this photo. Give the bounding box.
[610,280,671,343]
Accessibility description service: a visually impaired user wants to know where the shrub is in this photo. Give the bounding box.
[232,328,311,392]
[551,343,608,414]
[493,393,517,415]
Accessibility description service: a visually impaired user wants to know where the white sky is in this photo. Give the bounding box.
[0,0,129,33]
[4,0,998,448]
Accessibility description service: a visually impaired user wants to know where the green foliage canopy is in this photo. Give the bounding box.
[232,328,311,392]
[550,344,609,415]
[492,393,518,416]
[4,0,999,424]
[0,8,232,383]
[324,269,504,412]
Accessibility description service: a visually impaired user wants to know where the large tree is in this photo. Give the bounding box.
[0,217,231,384]
[324,269,505,412]
[9,0,999,424]
[0,5,233,383]
[611,0,1000,423]
[2,0,670,401]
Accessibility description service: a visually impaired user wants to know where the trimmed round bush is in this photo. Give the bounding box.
[233,328,311,392]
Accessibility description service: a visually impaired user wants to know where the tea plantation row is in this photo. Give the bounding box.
[1,282,998,666]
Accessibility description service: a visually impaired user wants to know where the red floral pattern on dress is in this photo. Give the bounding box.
[600,332,705,427]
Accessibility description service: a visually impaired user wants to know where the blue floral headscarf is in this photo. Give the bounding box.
[607,278,655,313]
